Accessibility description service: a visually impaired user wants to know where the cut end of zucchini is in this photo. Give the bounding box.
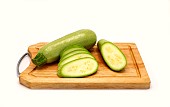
[59,58,98,78]
[32,53,47,67]
[101,43,127,71]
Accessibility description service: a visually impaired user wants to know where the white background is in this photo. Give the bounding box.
[0,0,170,107]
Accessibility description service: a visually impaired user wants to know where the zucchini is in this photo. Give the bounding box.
[97,39,127,71]
[58,58,98,77]
[32,29,97,67]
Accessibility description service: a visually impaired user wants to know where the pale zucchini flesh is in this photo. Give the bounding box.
[59,58,98,77]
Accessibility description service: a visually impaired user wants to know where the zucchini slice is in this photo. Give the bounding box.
[60,45,86,58]
[58,53,95,70]
[60,48,87,59]
[60,50,90,61]
[58,58,98,77]
[97,39,127,71]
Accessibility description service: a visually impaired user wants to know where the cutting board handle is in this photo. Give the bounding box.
[17,53,30,77]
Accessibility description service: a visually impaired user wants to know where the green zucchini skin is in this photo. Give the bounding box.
[32,29,97,67]
[97,39,127,71]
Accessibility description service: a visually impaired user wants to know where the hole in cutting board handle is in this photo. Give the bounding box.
[17,53,30,77]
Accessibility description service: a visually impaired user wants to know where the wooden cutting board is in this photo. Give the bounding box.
[19,42,150,89]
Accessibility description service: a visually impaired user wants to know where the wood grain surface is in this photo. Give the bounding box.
[19,42,150,89]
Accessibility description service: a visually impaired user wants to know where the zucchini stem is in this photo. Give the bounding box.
[32,53,47,67]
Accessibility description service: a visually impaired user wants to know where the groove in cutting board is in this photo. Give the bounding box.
[19,42,150,89]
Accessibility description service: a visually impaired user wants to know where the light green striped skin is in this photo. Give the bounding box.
[32,29,97,67]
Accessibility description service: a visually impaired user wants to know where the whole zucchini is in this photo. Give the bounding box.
[32,29,97,67]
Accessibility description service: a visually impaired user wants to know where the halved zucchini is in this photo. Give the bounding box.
[97,39,127,71]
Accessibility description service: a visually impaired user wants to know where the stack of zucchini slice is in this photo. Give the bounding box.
[57,45,98,77]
